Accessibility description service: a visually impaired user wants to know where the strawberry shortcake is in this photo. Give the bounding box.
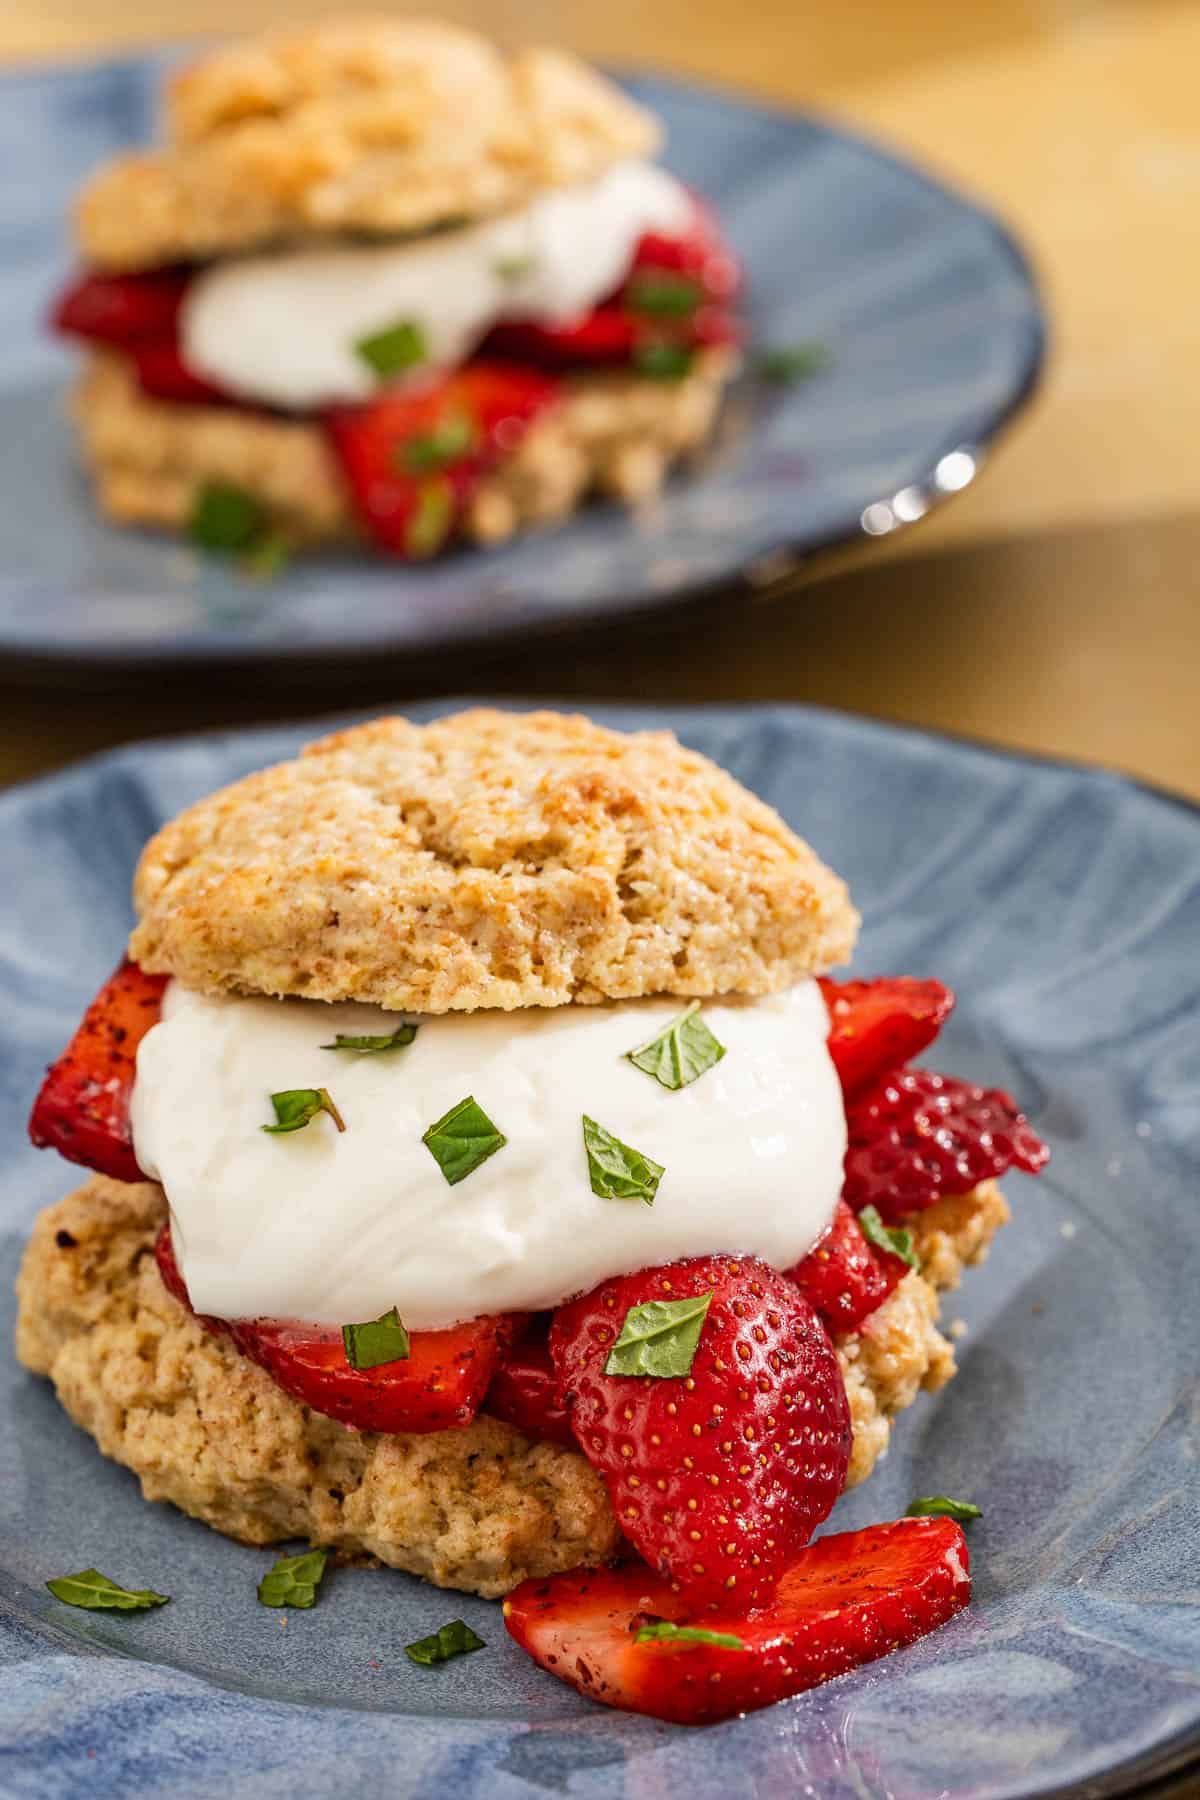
[16,709,1047,1723]
[50,18,742,562]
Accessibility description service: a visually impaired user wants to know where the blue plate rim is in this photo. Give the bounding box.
[0,55,1048,673]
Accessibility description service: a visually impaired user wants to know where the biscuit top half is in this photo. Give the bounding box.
[129,709,859,1013]
[77,16,662,271]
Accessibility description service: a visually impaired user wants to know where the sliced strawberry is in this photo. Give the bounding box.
[486,1320,575,1447]
[229,1312,514,1433]
[631,197,742,303]
[155,1220,514,1432]
[784,1199,908,1333]
[485,304,740,370]
[845,1066,1049,1221]
[29,959,168,1184]
[51,269,191,346]
[326,361,559,557]
[130,343,236,407]
[504,1516,971,1724]
[550,1255,851,1611]
[819,976,955,1099]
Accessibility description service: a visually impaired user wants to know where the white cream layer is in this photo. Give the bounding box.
[180,161,693,411]
[130,980,844,1331]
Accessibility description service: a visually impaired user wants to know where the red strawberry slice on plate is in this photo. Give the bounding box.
[550,1254,851,1611]
[326,361,559,557]
[51,269,191,346]
[819,976,955,1098]
[486,1321,575,1447]
[844,1066,1049,1220]
[29,958,168,1184]
[504,1516,971,1724]
[155,1221,514,1432]
[785,1198,908,1333]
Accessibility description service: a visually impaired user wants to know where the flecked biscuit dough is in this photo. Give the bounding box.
[76,19,661,271]
[15,1177,1007,1595]
[129,709,860,1013]
[72,347,738,549]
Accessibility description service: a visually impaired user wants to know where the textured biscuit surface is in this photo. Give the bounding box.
[72,347,737,549]
[16,1178,620,1597]
[76,17,660,270]
[16,1176,1007,1594]
[129,708,859,1012]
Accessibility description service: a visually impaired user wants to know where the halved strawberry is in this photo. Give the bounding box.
[819,977,955,1099]
[550,1255,851,1612]
[844,1067,1049,1221]
[155,1220,514,1432]
[784,1199,908,1333]
[504,1517,971,1724]
[326,361,559,557]
[486,1320,575,1447]
[131,343,236,407]
[51,269,191,346]
[29,959,168,1184]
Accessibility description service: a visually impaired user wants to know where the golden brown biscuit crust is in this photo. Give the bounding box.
[71,347,737,549]
[76,19,660,270]
[15,1176,1007,1594]
[128,708,858,1012]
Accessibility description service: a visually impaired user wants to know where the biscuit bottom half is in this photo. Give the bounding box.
[15,1176,1007,1599]
[72,348,738,554]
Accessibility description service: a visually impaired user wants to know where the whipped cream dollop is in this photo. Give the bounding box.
[180,161,693,411]
[130,979,845,1331]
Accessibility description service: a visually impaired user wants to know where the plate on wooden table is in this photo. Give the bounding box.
[1,701,1196,1798]
[0,53,1044,674]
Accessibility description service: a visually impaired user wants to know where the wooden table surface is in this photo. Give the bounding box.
[1,0,1197,803]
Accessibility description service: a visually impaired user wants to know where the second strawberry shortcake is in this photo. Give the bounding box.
[17,709,1046,1722]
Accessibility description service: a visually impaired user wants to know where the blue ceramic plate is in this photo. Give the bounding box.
[1,702,1197,1799]
[0,55,1044,669]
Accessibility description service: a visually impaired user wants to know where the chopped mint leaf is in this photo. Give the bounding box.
[189,481,267,552]
[858,1204,919,1269]
[625,272,704,318]
[582,1116,664,1205]
[342,1306,410,1370]
[906,1495,982,1522]
[354,318,428,379]
[422,1097,507,1185]
[46,1569,169,1612]
[405,477,455,558]
[321,1023,419,1055]
[240,531,290,581]
[632,342,694,381]
[635,1619,744,1650]
[625,1002,726,1091]
[399,412,477,474]
[262,1087,346,1135]
[405,1619,486,1665]
[604,1292,712,1378]
[757,343,830,385]
[257,1548,328,1609]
